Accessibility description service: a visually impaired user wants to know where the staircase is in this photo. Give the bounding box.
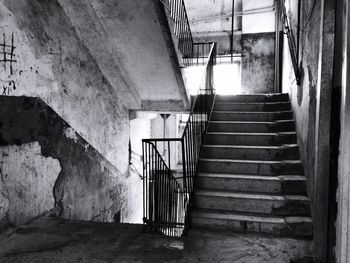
[191,94,313,238]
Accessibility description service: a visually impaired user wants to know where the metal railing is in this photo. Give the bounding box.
[142,43,217,236]
[142,141,185,236]
[162,0,193,60]
[191,42,215,65]
[279,0,301,85]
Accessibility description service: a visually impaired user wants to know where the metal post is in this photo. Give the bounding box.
[231,0,235,62]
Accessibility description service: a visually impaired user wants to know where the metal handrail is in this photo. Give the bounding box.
[161,0,193,60]
[161,0,220,67]
[280,0,301,85]
[142,141,185,236]
[142,43,217,236]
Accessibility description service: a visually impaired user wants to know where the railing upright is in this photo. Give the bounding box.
[280,0,301,85]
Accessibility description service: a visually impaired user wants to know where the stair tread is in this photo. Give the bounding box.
[212,110,293,114]
[195,189,309,200]
[215,102,290,105]
[209,120,294,124]
[202,144,298,149]
[216,93,287,96]
[192,208,312,223]
[199,158,302,164]
[198,173,306,181]
[207,131,296,135]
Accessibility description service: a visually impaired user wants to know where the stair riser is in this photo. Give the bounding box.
[205,133,297,146]
[211,112,293,122]
[213,103,291,112]
[194,195,310,216]
[199,161,303,175]
[197,177,307,195]
[191,217,313,237]
[200,146,299,161]
[208,121,295,133]
[216,94,290,103]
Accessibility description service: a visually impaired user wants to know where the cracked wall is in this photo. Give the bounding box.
[0,96,135,226]
[0,0,143,225]
[0,142,61,226]
[0,0,129,173]
[281,0,336,261]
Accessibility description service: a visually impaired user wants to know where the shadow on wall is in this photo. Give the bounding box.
[0,96,139,227]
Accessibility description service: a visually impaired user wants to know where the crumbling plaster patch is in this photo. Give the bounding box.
[0,1,130,174]
[0,142,61,226]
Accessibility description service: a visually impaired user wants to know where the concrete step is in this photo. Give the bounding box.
[205,132,297,146]
[200,144,299,160]
[207,120,295,133]
[211,111,293,122]
[198,158,303,175]
[197,173,307,194]
[194,190,310,216]
[213,102,291,112]
[191,209,313,237]
[215,94,290,103]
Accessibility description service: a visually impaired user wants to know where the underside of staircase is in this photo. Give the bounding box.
[191,93,313,238]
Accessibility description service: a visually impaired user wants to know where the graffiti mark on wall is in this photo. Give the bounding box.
[0,33,16,75]
[0,33,17,95]
[1,80,16,95]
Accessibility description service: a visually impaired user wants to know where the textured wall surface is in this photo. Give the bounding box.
[0,96,140,225]
[0,0,149,225]
[0,0,130,173]
[242,32,275,93]
[282,0,321,210]
[281,0,336,261]
[0,142,61,226]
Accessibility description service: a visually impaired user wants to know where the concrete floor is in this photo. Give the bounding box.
[0,216,313,263]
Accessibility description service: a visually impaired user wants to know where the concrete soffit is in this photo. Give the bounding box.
[57,0,142,109]
[151,0,190,110]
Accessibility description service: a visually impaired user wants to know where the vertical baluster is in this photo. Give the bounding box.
[165,163,168,235]
[164,161,167,235]
[180,3,185,53]
[170,0,174,19]
[142,142,145,231]
[158,154,162,233]
[168,141,171,170]
[152,146,155,229]
[196,44,199,65]
[169,171,172,236]
[181,136,187,207]
[160,155,164,234]
[168,168,172,236]
[173,0,177,35]
[202,43,204,65]
[148,143,152,227]
[176,0,180,36]
[188,117,194,194]
[171,178,174,236]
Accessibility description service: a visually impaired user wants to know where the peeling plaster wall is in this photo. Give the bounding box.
[0,142,61,226]
[281,0,336,261]
[0,0,146,225]
[0,0,129,174]
[282,0,320,207]
[242,32,275,93]
[0,97,139,226]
